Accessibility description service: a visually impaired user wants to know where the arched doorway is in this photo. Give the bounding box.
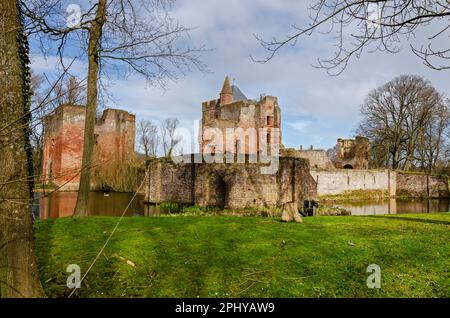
[343,164,354,169]
[215,175,228,209]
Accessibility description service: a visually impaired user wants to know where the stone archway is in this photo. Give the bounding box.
[343,164,354,169]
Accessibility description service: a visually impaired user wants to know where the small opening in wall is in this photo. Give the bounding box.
[171,171,174,183]
[267,116,274,126]
[216,176,227,209]
[373,176,376,184]
[267,130,271,144]
[347,176,350,185]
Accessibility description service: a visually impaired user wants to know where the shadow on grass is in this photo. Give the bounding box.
[367,215,450,226]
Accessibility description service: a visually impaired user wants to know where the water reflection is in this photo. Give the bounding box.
[35,192,145,219]
[34,191,450,219]
[335,198,450,215]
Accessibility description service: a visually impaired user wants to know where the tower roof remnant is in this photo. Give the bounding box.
[220,76,232,95]
[231,85,247,101]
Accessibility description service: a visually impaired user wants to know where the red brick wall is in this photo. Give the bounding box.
[200,96,282,155]
[42,105,135,190]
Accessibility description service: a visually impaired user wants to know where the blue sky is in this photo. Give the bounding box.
[30,0,450,152]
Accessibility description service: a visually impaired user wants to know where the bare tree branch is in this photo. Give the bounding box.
[254,0,450,74]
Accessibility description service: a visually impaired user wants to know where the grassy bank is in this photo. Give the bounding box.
[35,213,450,298]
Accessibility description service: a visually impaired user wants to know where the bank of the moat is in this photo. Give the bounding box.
[35,213,450,297]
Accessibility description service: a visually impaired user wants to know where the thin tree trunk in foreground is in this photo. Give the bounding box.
[74,0,107,217]
[0,0,44,297]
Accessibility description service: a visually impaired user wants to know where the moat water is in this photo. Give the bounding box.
[33,191,450,219]
[333,198,450,215]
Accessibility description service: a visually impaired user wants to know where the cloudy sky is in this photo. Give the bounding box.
[30,0,450,152]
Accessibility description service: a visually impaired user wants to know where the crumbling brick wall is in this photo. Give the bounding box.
[41,105,135,190]
[282,148,335,170]
[145,157,317,210]
[396,173,449,198]
[335,136,369,169]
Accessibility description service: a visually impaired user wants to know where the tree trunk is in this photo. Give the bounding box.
[0,0,45,297]
[74,0,107,217]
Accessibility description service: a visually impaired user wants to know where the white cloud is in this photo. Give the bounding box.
[29,0,450,151]
[30,54,87,76]
[287,120,311,132]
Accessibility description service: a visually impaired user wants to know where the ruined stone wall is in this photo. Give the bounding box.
[42,105,136,190]
[312,169,449,198]
[146,160,195,203]
[42,105,86,190]
[145,157,317,210]
[312,169,395,196]
[335,136,369,169]
[94,109,136,164]
[396,173,449,198]
[193,163,280,209]
[282,148,335,170]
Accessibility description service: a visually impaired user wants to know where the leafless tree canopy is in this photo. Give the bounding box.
[137,119,159,157]
[356,74,449,172]
[52,74,86,106]
[254,1,450,74]
[21,0,206,86]
[161,117,180,157]
[326,145,337,164]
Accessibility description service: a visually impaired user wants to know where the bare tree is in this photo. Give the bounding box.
[357,74,449,172]
[326,145,337,164]
[51,74,86,107]
[137,119,159,157]
[416,101,449,172]
[0,0,44,297]
[161,117,181,157]
[21,0,206,216]
[29,72,86,179]
[254,1,450,74]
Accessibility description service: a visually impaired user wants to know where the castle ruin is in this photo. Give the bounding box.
[42,105,135,190]
[200,76,281,156]
[335,136,369,169]
[145,156,317,209]
[146,77,317,209]
[42,78,448,209]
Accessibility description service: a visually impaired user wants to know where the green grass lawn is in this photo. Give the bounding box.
[35,213,450,298]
